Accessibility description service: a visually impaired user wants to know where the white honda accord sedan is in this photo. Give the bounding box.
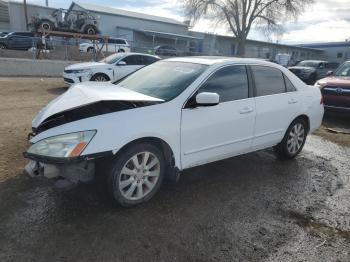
[24,57,324,206]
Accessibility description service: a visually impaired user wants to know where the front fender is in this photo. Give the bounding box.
[29,102,182,169]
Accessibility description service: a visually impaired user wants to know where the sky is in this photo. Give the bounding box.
[24,0,350,44]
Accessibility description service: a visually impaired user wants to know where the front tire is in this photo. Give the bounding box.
[0,43,7,49]
[107,143,165,207]
[91,73,110,82]
[274,118,308,159]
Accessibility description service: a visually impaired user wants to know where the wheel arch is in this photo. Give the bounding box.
[113,137,176,168]
[292,114,310,132]
[90,72,111,81]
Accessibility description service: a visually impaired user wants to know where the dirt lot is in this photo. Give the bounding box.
[0,78,349,262]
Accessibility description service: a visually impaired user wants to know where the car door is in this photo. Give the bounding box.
[141,55,159,66]
[181,65,256,169]
[317,62,328,79]
[107,39,116,53]
[113,55,143,81]
[250,65,299,150]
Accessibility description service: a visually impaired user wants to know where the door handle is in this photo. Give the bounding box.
[240,107,254,114]
[288,98,298,104]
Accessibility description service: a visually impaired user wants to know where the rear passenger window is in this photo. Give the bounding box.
[284,75,296,92]
[142,56,158,65]
[251,66,285,96]
[115,39,126,45]
[199,66,249,103]
[122,55,142,65]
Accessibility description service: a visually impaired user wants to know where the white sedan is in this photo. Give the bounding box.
[25,57,324,206]
[63,53,160,85]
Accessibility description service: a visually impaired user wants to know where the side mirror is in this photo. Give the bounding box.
[326,71,334,76]
[117,61,127,66]
[195,92,220,106]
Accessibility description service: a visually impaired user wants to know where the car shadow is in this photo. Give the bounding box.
[46,86,67,95]
[323,112,350,129]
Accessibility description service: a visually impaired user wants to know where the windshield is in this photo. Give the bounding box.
[100,53,125,64]
[335,62,350,77]
[296,61,320,68]
[115,61,208,101]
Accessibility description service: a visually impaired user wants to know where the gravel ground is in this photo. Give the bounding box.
[0,78,349,262]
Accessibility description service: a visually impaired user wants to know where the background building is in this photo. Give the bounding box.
[300,42,350,64]
[0,0,324,61]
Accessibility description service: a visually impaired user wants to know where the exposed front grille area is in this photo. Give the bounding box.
[322,86,350,96]
[64,77,74,83]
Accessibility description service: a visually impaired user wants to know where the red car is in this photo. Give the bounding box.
[315,61,350,112]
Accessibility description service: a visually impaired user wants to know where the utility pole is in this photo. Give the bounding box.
[45,0,48,7]
[23,0,29,30]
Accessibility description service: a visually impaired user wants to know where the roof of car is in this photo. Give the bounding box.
[164,56,280,66]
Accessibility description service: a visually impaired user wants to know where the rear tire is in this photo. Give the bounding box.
[87,47,95,53]
[274,118,308,159]
[0,43,7,49]
[107,143,165,207]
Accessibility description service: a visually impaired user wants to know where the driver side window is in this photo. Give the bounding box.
[198,65,249,103]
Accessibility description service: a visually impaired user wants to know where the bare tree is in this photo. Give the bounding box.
[182,0,314,56]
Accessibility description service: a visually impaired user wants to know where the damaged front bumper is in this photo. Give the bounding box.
[23,151,112,190]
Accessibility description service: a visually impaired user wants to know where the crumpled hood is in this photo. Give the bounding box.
[65,62,108,70]
[32,82,163,128]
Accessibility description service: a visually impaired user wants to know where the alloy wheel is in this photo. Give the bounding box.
[118,151,160,201]
[94,75,107,81]
[286,123,305,155]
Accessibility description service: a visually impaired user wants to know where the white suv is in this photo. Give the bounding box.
[79,38,131,53]
[24,57,324,207]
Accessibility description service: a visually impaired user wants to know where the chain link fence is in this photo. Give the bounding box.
[0,34,206,62]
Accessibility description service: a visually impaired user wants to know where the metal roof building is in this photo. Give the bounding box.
[300,42,350,63]
[0,0,324,61]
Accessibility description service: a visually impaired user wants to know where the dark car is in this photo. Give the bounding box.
[288,60,340,84]
[154,45,177,56]
[315,61,350,112]
[0,32,53,50]
[0,32,9,37]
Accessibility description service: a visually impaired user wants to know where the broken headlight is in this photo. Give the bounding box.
[27,131,96,158]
